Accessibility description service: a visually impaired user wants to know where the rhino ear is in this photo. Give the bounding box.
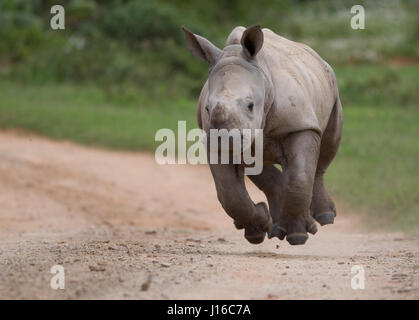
[182,26,222,65]
[241,25,264,59]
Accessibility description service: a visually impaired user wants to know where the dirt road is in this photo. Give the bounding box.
[0,130,417,299]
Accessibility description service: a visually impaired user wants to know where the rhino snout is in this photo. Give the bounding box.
[210,102,229,129]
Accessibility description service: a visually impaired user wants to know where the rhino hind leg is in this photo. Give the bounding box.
[311,97,343,226]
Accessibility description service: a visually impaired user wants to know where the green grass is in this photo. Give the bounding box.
[335,65,419,106]
[326,104,418,233]
[0,65,418,234]
[0,83,197,150]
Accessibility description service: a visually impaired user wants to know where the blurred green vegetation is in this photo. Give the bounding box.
[1,65,417,150]
[1,0,419,99]
[0,0,418,233]
[326,102,419,233]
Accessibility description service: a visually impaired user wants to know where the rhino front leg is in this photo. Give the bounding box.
[279,130,320,245]
[209,163,272,244]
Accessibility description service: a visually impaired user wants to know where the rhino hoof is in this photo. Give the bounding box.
[244,224,265,244]
[245,234,265,244]
[245,231,265,244]
[234,220,245,230]
[307,222,318,235]
[268,225,279,239]
[286,233,308,245]
[315,212,335,226]
[268,224,287,240]
[277,227,287,240]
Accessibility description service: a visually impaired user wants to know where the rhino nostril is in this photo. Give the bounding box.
[205,105,209,114]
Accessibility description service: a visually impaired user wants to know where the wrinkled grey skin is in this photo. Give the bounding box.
[182,25,343,245]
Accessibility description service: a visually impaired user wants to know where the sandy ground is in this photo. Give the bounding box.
[0,130,417,300]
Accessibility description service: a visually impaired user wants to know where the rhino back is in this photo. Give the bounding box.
[260,28,337,136]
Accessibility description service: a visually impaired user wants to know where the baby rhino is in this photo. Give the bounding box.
[182,25,343,245]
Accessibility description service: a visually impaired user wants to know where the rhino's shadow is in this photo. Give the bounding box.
[205,250,338,260]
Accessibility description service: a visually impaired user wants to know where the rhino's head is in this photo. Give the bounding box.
[182,25,267,140]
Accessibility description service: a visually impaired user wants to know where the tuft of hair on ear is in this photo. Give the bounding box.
[241,24,264,59]
[181,25,192,35]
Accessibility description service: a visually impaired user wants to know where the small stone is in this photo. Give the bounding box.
[186,238,201,243]
[141,274,152,291]
[89,265,105,272]
[397,288,412,294]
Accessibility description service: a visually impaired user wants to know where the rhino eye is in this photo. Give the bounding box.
[205,105,210,113]
[247,102,254,111]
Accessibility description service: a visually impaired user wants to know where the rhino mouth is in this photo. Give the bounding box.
[202,128,261,166]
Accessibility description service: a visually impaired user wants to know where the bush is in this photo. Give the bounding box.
[97,0,184,44]
[1,0,418,101]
